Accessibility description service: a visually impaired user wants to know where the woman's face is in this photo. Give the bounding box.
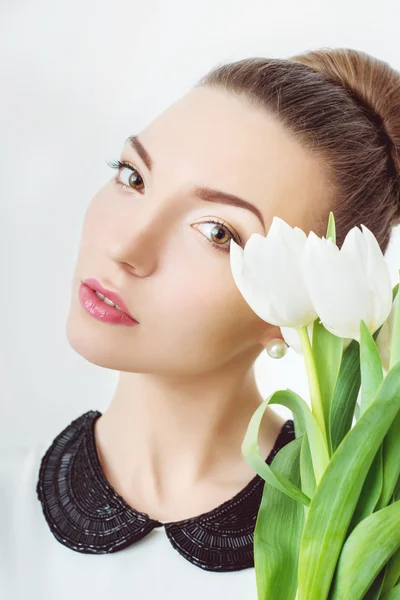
[66,86,328,376]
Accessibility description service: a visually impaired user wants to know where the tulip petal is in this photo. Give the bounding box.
[360,225,393,332]
[281,322,315,356]
[230,237,284,325]
[376,293,399,372]
[258,218,317,326]
[230,217,317,328]
[340,227,374,330]
[301,230,371,341]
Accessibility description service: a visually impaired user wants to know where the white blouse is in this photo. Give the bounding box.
[0,411,294,600]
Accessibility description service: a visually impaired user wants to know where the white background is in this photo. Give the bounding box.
[1,0,399,449]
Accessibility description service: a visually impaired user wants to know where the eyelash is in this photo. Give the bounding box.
[106,158,242,253]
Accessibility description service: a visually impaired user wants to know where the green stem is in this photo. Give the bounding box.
[296,326,329,451]
[389,273,400,370]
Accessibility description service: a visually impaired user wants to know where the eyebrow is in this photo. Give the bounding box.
[125,134,265,231]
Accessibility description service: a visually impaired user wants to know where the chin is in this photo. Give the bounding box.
[64,308,118,371]
[64,308,150,373]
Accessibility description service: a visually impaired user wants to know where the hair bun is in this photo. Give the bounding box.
[290,48,400,221]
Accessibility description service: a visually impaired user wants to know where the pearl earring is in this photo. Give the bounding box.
[266,337,288,359]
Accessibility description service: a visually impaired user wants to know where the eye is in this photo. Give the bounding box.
[193,219,242,253]
[106,158,145,192]
[106,158,243,254]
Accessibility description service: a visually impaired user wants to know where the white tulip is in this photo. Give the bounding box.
[375,291,399,372]
[280,322,315,356]
[281,322,353,356]
[229,216,318,328]
[300,225,393,341]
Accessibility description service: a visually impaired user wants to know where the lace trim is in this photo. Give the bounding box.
[36,410,295,571]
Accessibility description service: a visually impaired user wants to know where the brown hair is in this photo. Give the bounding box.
[195,48,400,254]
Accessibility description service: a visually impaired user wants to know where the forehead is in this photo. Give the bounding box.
[126,86,330,233]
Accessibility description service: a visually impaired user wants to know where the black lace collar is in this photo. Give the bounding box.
[36,410,295,572]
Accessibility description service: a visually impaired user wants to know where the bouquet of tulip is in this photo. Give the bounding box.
[230,212,400,600]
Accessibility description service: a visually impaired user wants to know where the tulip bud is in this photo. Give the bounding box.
[300,225,392,341]
[229,216,318,328]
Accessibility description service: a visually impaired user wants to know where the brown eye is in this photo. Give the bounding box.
[210,224,231,245]
[193,219,241,253]
[107,158,145,192]
[119,165,145,192]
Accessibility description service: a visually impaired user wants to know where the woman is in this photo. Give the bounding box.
[1,47,399,599]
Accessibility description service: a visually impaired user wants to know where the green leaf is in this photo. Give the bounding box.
[390,275,400,370]
[339,321,385,537]
[395,477,400,502]
[296,359,400,600]
[299,428,316,502]
[381,583,400,600]
[254,435,304,600]
[241,389,330,506]
[329,339,361,453]
[363,563,389,600]
[325,211,336,244]
[354,398,361,421]
[347,445,383,535]
[312,319,343,457]
[329,323,384,453]
[380,547,400,598]
[392,282,399,303]
[329,499,400,599]
[359,319,384,415]
[376,410,400,511]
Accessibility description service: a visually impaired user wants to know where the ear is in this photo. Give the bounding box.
[258,324,284,347]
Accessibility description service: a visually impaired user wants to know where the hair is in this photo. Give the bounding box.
[195,48,400,254]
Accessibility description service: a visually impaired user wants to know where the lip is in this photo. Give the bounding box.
[79,284,138,326]
[81,278,139,323]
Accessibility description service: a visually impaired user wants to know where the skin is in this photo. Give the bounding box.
[65,85,329,522]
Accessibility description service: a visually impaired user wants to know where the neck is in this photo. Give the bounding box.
[93,363,284,515]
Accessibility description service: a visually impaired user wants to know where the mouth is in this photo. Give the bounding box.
[81,278,138,322]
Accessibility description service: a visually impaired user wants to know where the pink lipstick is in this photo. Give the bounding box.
[79,278,139,326]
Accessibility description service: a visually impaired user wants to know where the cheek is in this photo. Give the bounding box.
[158,263,259,346]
